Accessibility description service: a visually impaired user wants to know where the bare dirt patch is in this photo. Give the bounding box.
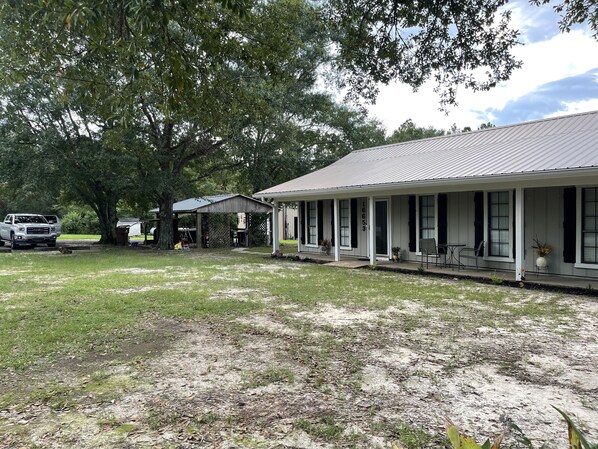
[1,278,597,448]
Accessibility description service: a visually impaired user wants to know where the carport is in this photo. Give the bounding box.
[150,194,273,248]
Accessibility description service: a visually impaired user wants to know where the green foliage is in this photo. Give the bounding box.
[446,407,597,449]
[245,367,295,388]
[295,415,344,441]
[394,422,431,449]
[387,119,446,144]
[326,0,521,106]
[446,419,504,449]
[552,406,598,449]
[489,273,504,285]
[529,0,598,37]
[61,209,101,234]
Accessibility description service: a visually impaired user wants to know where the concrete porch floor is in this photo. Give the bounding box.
[282,251,598,295]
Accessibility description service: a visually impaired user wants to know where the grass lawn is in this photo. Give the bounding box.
[58,234,146,241]
[0,247,596,448]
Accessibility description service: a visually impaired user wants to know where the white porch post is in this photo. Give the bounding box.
[196,213,202,250]
[369,196,375,265]
[333,198,340,262]
[515,188,525,280]
[297,202,302,252]
[272,201,280,254]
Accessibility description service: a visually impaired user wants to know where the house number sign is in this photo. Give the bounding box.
[361,201,367,231]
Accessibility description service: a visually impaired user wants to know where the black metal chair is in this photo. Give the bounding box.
[458,241,485,270]
[419,238,445,268]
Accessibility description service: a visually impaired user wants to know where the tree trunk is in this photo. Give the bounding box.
[98,206,118,245]
[96,197,119,244]
[157,193,175,250]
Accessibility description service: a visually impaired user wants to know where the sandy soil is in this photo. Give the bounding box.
[1,272,597,448]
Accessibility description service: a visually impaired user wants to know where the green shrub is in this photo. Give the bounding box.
[61,209,101,234]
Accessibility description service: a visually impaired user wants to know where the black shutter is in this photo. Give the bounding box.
[438,194,448,251]
[330,201,335,246]
[317,200,323,243]
[299,202,305,245]
[350,198,358,248]
[563,187,576,263]
[408,195,416,252]
[474,191,484,248]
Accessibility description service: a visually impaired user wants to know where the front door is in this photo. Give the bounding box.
[375,199,388,256]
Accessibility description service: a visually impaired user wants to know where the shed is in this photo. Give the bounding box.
[116,218,142,236]
[150,194,272,248]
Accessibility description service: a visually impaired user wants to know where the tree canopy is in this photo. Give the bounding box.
[0,0,595,248]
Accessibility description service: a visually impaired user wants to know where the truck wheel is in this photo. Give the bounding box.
[10,234,19,250]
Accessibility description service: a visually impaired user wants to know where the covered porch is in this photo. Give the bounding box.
[269,181,598,282]
[270,249,598,294]
[259,111,598,283]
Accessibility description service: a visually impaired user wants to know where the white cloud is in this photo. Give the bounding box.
[546,99,598,117]
[366,26,598,133]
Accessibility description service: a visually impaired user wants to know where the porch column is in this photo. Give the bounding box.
[333,198,340,262]
[196,213,202,250]
[369,196,375,265]
[515,188,525,281]
[272,201,280,254]
[297,202,302,253]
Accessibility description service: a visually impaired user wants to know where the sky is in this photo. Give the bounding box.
[366,0,598,133]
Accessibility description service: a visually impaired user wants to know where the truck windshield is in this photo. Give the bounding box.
[15,216,47,224]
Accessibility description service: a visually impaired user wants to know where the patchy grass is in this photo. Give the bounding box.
[0,247,596,448]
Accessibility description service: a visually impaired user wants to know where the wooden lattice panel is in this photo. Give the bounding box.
[208,214,231,248]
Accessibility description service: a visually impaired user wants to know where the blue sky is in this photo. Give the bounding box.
[367,1,598,131]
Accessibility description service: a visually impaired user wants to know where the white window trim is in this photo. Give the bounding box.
[483,190,514,261]
[415,194,438,254]
[305,200,318,247]
[339,199,352,250]
[575,186,598,270]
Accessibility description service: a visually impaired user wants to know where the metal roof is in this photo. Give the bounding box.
[255,110,598,198]
[150,194,271,214]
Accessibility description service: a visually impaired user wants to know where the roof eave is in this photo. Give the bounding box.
[255,167,598,201]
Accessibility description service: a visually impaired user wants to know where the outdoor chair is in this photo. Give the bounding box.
[419,238,445,268]
[458,241,485,271]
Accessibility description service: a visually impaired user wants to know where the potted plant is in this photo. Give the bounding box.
[533,237,551,269]
[392,246,401,262]
[319,239,331,255]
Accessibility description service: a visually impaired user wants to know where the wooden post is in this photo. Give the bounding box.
[200,212,202,250]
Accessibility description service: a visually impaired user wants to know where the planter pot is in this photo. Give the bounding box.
[536,256,547,268]
[392,255,399,262]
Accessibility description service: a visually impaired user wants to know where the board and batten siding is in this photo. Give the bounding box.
[297,198,369,258]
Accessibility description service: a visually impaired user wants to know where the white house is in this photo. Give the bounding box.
[256,110,598,281]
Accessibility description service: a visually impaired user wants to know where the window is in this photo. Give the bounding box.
[340,200,350,247]
[582,187,598,264]
[488,191,510,257]
[307,201,317,245]
[419,195,435,239]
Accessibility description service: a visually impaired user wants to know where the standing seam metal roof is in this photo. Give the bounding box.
[255,110,598,196]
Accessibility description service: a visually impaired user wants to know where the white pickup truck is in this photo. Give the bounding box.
[0,214,59,249]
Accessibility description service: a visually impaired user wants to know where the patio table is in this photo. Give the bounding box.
[439,243,466,269]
